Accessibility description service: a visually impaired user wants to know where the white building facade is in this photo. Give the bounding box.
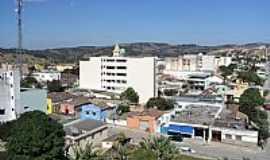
[165,54,232,73]
[80,44,158,103]
[32,70,61,82]
[0,69,20,122]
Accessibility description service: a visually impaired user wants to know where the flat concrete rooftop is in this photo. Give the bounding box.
[171,105,220,125]
[171,95,224,104]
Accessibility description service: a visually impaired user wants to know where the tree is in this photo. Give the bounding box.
[116,104,130,115]
[7,111,66,160]
[120,87,139,103]
[239,88,269,140]
[47,80,65,92]
[0,121,16,142]
[130,148,156,160]
[21,77,42,88]
[238,71,263,86]
[239,88,264,116]
[111,133,130,160]
[219,65,233,82]
[138,136,179,160]
[70,142,99,160]
[146,97,174,111]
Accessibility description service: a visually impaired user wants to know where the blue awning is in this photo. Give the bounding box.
[168,124,193,135]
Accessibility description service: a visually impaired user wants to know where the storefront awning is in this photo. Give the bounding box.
[168,124,193,135]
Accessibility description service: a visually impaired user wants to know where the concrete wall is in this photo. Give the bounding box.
[20,88,47,114]
[80,58,102,90]
[127,116,156,133]
[67,127,108,156]
[106,118,127,126]
[127,57,156,103]
[212,127,258,144]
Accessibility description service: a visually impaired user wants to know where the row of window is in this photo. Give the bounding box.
[101,66,127,70]
[225,134,242,141]
[101,72,127,77]
[101,59,127,62]
[102,79,127,84]
[102,86,125,91]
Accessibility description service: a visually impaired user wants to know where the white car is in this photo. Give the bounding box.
[179,146,196,153]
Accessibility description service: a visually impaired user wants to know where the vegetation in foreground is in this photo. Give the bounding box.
[0,111,212,160]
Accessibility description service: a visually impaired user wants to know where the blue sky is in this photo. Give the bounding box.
[1,0,270,49]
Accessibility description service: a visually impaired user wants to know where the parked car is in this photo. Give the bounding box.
[179,146,196,153]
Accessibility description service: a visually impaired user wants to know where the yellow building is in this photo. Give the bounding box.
[34,64,44,71]
[56,64,74,72]
[231,79,263,102]
[47,98,53,114]
[233,80,249,99]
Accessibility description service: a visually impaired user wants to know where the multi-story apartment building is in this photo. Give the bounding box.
[165,54,231,72]
[0,68,20,122]
[80,44,158,103]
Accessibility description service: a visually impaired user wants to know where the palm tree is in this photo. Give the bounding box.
[111,133,130,160]
[70,142,99,160]
[139,136,179,160]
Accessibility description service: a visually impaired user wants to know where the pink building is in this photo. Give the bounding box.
[59,97,90,115]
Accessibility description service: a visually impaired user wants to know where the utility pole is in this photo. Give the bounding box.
[16,0,23,72]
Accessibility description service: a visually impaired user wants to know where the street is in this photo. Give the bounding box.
[174,139,270,160]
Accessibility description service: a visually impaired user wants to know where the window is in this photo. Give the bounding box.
[235,135,242,141]
[24,106,29,110]
[117,66,127,69]
[0,109,5,115]
[225,134,232,139]
[116,59,127,62]
[117,73,126,76]
[11,96,14,100]
[10,72,13,76]
[106,59,115,62]
[106,66,115,69]
[122,80,127,84]
[92,111,96,116]
[86,111,90,115]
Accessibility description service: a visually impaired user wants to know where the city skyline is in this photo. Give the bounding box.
[1,0,270,49]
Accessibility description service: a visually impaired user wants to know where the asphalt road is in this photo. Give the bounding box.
[175,139,270,160]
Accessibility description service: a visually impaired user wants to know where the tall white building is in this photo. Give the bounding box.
[80,44,158,103]
[0,68,20,122]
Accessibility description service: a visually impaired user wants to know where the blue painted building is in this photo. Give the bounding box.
[80,103,113,122]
